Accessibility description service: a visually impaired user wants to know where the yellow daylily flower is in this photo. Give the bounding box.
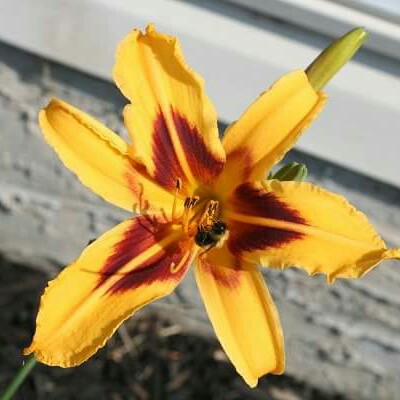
[25,25,400,387]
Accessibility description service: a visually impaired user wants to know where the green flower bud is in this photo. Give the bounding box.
[270,162,308,181]
[306,27,368,91]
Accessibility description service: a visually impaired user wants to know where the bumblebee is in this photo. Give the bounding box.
[195,220,228,248]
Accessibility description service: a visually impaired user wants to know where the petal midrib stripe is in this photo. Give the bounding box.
[225,210,383,251]
[139,40,197,188]
[197,262,256,383]
[40,231,183,351]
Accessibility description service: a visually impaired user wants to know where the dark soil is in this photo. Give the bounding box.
[0,257,345,400]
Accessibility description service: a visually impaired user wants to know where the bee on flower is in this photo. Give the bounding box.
[24,25,400,387]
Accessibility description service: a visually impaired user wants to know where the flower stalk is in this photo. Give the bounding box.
[0,356,36,400]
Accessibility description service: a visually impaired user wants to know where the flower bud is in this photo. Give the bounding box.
[270,162,308,181]
[306,28,368,91]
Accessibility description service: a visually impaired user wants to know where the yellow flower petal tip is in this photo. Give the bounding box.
[146,23,156,33]
[306,27,368,91]
[22,345,33,356]
[383,248,400,260]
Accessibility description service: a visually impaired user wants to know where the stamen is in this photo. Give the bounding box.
[183,196,199,233]
[184,197,199,208]
[133,182,150,214]
[187,208,203,232]
[172,178,182,221]
[158,207,169,224]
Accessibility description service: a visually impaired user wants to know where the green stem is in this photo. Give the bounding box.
[0,356,37,400]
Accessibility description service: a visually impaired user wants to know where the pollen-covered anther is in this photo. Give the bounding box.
[184,196,199,209]
[182,195,200,233]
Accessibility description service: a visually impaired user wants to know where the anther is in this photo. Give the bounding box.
[182,196,199,233]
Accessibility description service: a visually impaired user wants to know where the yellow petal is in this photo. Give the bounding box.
[24,216,195,366]
[225,181,400,283]
[40,98,179,213]
[218,71,326,194]
[114,24,225,194]
[195,247,284,387]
